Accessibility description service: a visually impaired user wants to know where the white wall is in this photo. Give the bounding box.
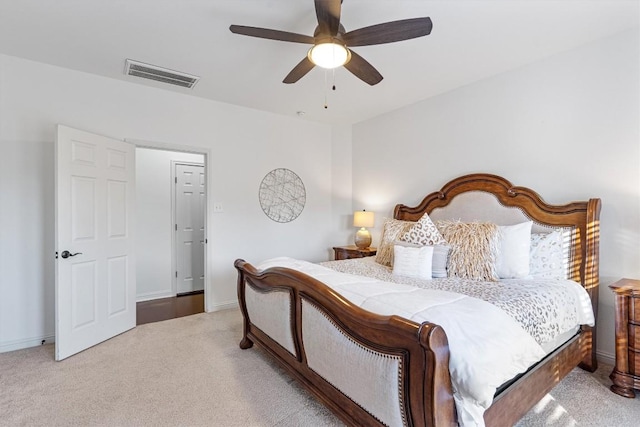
[1,30,635,360]
[136,148,204,301]
[352,29,640,362]
[330,124,354,254]
[0,53,342,352]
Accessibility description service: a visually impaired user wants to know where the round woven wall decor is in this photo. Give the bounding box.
[258,168,306,223]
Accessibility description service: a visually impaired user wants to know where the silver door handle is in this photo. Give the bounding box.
[60,250,82,259]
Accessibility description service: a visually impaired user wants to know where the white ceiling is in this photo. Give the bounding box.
[0,1,637,125]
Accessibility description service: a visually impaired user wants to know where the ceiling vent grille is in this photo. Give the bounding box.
[124,59,199,89]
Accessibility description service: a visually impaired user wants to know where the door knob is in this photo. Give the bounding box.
[60,250,82,259]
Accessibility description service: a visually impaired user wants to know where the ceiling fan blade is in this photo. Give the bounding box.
[314,0,342,36]
[343,50,383,86]
[229,25,315,44]
[283,57,316,84]
[344,17,432,47]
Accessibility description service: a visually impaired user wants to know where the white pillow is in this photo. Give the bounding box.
[431,245,450,278]
[496,221,532,279]
[393,241,449,278]
[392,245,434,280]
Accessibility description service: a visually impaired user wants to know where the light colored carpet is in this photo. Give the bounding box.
[1,309,638,426]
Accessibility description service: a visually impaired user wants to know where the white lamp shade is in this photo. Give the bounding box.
[308,43,350,69]
[353,211,374,228]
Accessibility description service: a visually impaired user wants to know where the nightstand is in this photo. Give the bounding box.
[610,278,640,398]
[333,245,377,261]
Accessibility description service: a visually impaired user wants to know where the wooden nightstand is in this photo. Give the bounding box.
[333,245,377,261]
[610,278,640,398]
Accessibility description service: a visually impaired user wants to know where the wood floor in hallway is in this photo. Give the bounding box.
[136,292,204,325]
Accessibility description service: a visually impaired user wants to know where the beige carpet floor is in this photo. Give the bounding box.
[1,309,638,426]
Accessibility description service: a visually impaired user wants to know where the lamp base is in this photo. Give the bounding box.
[354,228,372,249]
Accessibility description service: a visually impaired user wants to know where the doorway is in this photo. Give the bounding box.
[55,126,212,359]
[134,147,206,324]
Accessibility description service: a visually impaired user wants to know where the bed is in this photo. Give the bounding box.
[234,173,601,426]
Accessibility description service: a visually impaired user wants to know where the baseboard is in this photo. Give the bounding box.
[0,300,236,353]
[136,291,174,302]
[0,334,56,354]
[207,300,238,312]
[596,349,615,366]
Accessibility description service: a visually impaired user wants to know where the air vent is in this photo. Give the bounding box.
[124,59,199,89]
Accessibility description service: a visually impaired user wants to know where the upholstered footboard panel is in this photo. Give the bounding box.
[244,285,296,356]
[302,298,406,427]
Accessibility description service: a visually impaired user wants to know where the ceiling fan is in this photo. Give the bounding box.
[229,0,432,86]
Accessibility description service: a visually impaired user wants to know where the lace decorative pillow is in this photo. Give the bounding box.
[529,230,567,279]
[401,212,447,246]
[375,218,414,267]
[436,220,500,281]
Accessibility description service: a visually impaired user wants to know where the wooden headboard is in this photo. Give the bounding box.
[393,173,601,368]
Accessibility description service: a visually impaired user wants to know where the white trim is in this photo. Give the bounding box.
[596,350,615,366]
[207,300,238,312]
[1,334,56,353]
[128,138,213,313]
[136,290,175,303]
[128,139,206,155]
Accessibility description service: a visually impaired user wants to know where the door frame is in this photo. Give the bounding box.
[128,139,211,312]
[171,160,206,296]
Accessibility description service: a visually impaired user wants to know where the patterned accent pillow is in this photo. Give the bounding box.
[529,230,567,279]
[436,220,500,281]
[401,212,447,246]
[375,218,414,267]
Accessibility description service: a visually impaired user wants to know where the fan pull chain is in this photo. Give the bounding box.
[321,69,338,109]
[324,69,328,109]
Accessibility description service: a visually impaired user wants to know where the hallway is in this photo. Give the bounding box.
[136,292,204,325]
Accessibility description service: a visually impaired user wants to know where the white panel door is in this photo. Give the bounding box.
[55,125,136,361]
[175,163,205,294]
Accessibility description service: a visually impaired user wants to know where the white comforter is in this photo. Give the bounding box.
[256,257,594,427]
[321,257,596,349]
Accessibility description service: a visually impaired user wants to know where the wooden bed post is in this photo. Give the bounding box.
[419,323,457,427]
[235,260,254,350]
[579,198,601,372]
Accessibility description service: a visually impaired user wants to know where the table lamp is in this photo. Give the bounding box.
[353,210,374,249]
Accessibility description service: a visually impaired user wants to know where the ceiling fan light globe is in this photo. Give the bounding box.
[308,43,351,69]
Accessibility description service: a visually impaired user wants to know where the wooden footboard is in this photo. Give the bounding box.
[235,259,457,427]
